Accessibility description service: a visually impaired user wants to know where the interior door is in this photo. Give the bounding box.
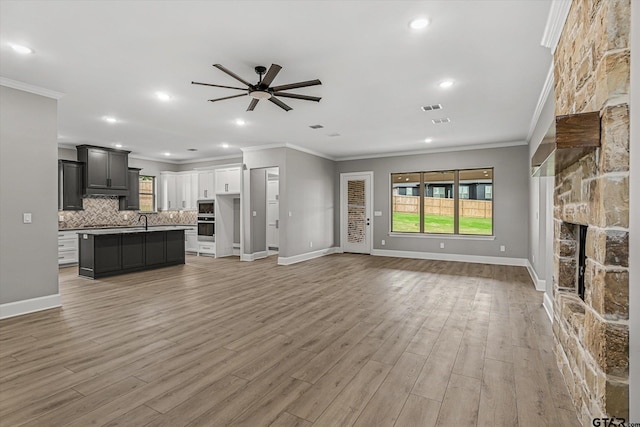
[341,172,373,254]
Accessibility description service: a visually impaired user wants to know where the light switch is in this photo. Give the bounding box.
[23,213,32,224]
[252,211,257,217]
[288,211,292,217]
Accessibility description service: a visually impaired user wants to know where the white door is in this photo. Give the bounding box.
[266,176,279,250]
[341,172,373,254]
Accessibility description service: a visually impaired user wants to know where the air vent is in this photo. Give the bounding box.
[421,104,443,111]
[327,133,341,137]
[309,124,324,129]
[432,118,451,124]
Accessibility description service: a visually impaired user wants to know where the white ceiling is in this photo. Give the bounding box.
[0,0,553,162]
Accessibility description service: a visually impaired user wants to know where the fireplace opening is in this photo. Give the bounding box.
[577,224,587,301]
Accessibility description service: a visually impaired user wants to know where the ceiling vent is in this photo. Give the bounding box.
[327,132,341,137]
[309,124,324,129]
[421,104,443,111]
[432,118,451,124]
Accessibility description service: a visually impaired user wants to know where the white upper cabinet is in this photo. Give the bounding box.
[198,170,215,200]
[215,167,241,195]
[159,172,198,210]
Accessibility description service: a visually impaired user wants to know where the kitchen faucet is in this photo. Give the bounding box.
[138,214,148,231]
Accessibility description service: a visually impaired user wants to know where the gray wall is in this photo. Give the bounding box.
[284,148,335,257]
[249,169,267,253]
[1,86,59,304]
[242,147,335,258]
[335,145,530,259]
[629,0,639,419]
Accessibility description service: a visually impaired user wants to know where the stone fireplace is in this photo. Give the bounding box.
[552,0,630,423]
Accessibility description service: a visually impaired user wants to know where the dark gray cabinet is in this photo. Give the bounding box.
[58,160,83,211]
[76,145,130,196]
[79,229,185,279]
[121,233,145,269]
[119,168,141,211]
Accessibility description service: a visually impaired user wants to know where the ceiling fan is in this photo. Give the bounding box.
[192,64,322,112]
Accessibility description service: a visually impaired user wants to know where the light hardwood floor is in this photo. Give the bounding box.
[0,254,581,426]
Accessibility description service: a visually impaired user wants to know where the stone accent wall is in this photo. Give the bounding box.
[58,197,196,229]
[553,0,630,423]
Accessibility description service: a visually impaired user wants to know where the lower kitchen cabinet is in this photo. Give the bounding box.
[58,231,79,266]
[78,229,186,279]
[121,233,145,269]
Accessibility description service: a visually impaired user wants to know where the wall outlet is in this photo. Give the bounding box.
[440,242,445,249]
[309,241,313,248]
[500,245,506,252]
[532,255,535,263]
[170,213,174,219]
[123,214,128,220]
[381,239,386,246]
[58,215,64,222]
[23,213,32,224]
[252,211,257,217]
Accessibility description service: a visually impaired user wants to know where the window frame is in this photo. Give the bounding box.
[138,175,156,213]
[390,167,494,236]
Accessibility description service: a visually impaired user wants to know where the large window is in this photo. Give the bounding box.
[139,175,155,212]
[391,168,493,235]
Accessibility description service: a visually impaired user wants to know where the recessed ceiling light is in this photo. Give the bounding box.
[163,152,171,156]
[409,18,430,30]
[439,80,454,88]
[424,138,433,143]
[221,143,229,149]
[103,116,117,123]
[187,148,198,151]
[114,143,123,148]
[9,43,33,54]
[235,119,245,126]
[156,92,171,101]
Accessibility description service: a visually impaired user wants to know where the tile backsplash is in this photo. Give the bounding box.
[58,197,196,229]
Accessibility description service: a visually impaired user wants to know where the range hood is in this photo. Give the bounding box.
[531,111,601,177]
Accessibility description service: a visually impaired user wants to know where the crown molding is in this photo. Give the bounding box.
[241,143,335,161]
[526,64,555,142]
[335,140,527,162]
[541,0,572,54]
[0,76,65,99]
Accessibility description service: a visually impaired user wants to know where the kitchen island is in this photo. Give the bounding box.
[77,226,190,279]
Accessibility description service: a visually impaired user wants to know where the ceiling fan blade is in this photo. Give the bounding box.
[213,64,252,87]
[247,98,259,111]
[271,79,322,92]
[208,93,248,102]
[191,81,248,91]
[269,97,292,111]
[272,92,321,102]
[261,64,282,87]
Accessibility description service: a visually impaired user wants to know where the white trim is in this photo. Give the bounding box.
[277,247,338,265]
[543,291,554,322]
[526,64,555,142]
[371,249,528,267]
[388,232,496,241]
[335,141,527,162]
[128,153,242,165]
[541,0,573,53]
[526,260,547,291]
[241,143,287,152]
[0,77,65,99]
[242,251,268,261]
[0,294,62,319]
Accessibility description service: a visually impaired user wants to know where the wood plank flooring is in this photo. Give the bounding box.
[0,254,581,426]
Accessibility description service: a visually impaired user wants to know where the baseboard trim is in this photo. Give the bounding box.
[543,291,554,323]
[371,249,528,267]
[0,294,61,319]
[242,251,268,262]
[525,260,547,291]
[278,247,338,266]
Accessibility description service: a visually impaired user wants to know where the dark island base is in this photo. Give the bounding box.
[78,230,185,279]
